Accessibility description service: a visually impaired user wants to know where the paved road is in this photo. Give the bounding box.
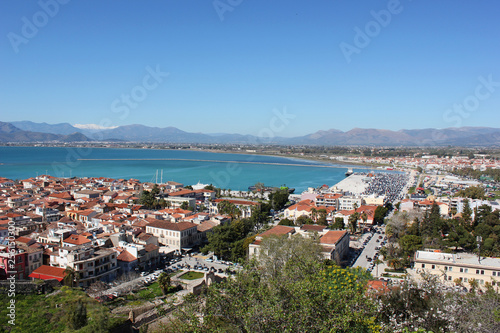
[352,228,386,275]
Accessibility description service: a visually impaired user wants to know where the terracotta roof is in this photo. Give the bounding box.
[137,233,152,241]
[29,265,66,282]
[366,280,390,294]
[116,250,137,262]
[145,244,159,252]
[63,234,92,245]
[259,225,295,237]
[197,220,217,232]
[16,236,35,245]
[214,199,260,206]
[320,230,348,245]
[147,220,197,231]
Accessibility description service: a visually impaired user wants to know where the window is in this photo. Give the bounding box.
[448,267,452,272]
[481,270,484,275]
[463,277,468,282]
[460,268,463,273]
[464,268,468,273]
[493,272,497,276]
[476,270,480,274]
[432,265,436,269]
[422,264,425,268]
[448,276,452,281]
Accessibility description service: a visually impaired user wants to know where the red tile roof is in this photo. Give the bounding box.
[116,250,137,262]
[259,225,295,237]
[29,265,66,282]
[147,220,197,232]
[320,230,348,245]
[63,234,92,245]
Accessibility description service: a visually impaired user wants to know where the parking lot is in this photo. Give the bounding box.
[352,226,387,276]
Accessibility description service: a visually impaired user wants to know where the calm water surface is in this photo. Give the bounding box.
[0,147,380,192]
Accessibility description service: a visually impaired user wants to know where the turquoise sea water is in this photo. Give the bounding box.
[0,147,379,192]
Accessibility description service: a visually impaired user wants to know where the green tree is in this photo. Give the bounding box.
[217,200,241,219]
[159,198,167,208]
[461,199,473,231]
[151,184,160,196]
[278,218,294,226]
[455,185,486,200]
[399,234,422,259]
[204,184,215,191]
[349,212,360,233]
[158,272,171,294]
[180,201,189,210]
[373,205,388,224]
[310,207,318,222]
[317,208,328,226]
[296,215,314,226]
[269,188,289,211]
[332,217,345,229]
[139,190,155,209]
[166,236,380,332]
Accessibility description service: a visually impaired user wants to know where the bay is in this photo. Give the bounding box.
[0,146,375,192]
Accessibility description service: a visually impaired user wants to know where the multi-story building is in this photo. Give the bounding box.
[0,246,26,280]
[145,220,199,250]
[338,196,363,211]
[315,193,342,208]
[413,250,500,291]
[249,225,350,264]
[209,199,260,219]
[49,245,118,287]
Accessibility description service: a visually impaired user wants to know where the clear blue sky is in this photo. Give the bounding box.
[1,0,499,137]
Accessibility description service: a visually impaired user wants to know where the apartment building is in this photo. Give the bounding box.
[50,245,118,287]
[414,250,500,291]
[249,225,350,264]
[209,199,260,219]
[145,220,199,250]
[338,196,363,211]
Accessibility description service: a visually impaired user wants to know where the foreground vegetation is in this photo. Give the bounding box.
[0,287,127,333]
[157,236,500,333]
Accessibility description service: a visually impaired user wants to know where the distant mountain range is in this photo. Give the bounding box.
[0,122,91,143]
[2,121,500,147]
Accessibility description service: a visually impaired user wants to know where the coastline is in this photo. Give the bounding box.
[0,144,386,170]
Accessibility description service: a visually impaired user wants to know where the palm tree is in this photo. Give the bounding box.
[453,278,463,289]
[387,258,401,271]
[348,212,359,234]
[63,266,78,287]
[468,278,479,293]
[310,208,318,223]
[158,272,171,295]
[361,212,368,228]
